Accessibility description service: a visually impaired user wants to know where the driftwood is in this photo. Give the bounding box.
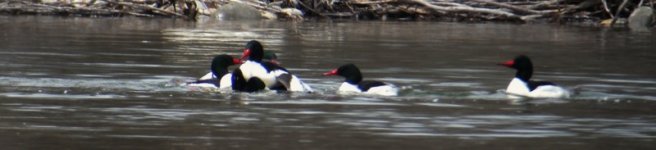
[293,0,654,24]
[0,0,654,25]
[0,1,123,16]
[0,0,198,20]
[471,0,548,15]
[413,0,519,19]
[108,1,189,19]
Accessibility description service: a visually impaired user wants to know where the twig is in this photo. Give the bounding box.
[103,0,188,19]
[350,0,397,5]
[409,0,519,19]
[344,2,356,14]
[601,0,614,19]
[471,0,542,14]
[610,0,629,27]
[528,0,565,10]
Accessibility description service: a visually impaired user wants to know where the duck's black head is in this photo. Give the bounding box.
[263,51,279,64]
[499,55,533,81]
[324,63,363,84]
[211,54,242,77]
[241,40,264,62]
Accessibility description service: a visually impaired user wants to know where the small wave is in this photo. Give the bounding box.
[249,99,406,106]
[76,63,191,68]
[415,102,468,108]
[376,132,576,138]
[0,125,111,132]
[0,51,85,57]
[0,76,188,92]
[0,92,124,100]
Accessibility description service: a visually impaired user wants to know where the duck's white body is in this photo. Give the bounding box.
[290,75,314,92]
[198,72,215,80]
[505,78,570,98]
[188,73,233,89]
[338,82,398,96]
[217,74,233,89]
[238,61,313,92]
[238,61,278,87]
[269,70,313,92]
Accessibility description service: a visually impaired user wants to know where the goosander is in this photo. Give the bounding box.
[187,55,242,89]
[233,40,313,92]
[499,55,570,98]
[231,67,267,92]
[198,51,279,80]
[324,64,398,96]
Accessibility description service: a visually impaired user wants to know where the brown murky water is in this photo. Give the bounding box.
[1,16,655,149]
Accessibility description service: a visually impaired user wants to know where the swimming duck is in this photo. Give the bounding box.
[499,55,570,98]
[197,51,278,80]
[233,40,313,92]
[324,64,398,96]
[187,54,242,89]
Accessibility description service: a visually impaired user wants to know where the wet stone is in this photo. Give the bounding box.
[628,6,655,29]
[215,3,263,20]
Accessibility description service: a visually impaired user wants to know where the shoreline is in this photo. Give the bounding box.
[0,0,654,28]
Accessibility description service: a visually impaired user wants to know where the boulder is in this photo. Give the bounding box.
[628,6,654,29]
[215,3,262,20]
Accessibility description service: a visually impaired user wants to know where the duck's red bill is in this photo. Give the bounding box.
[323,69,338,76]
[498,60,514,67]
[241,49,251,60]
[232,58,243,64]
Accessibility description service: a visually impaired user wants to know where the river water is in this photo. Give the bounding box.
[1,16,655,149]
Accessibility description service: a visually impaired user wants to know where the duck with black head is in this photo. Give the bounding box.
[187,54,242,89]
[324,64,398,96]
[234,40,313,93]
[197,50,278,80]
[498,55,570,98]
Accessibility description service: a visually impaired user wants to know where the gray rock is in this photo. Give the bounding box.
[215,3,262,20]
[628,6,654,29]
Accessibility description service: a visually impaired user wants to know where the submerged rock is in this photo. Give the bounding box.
[628,6,655,29]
